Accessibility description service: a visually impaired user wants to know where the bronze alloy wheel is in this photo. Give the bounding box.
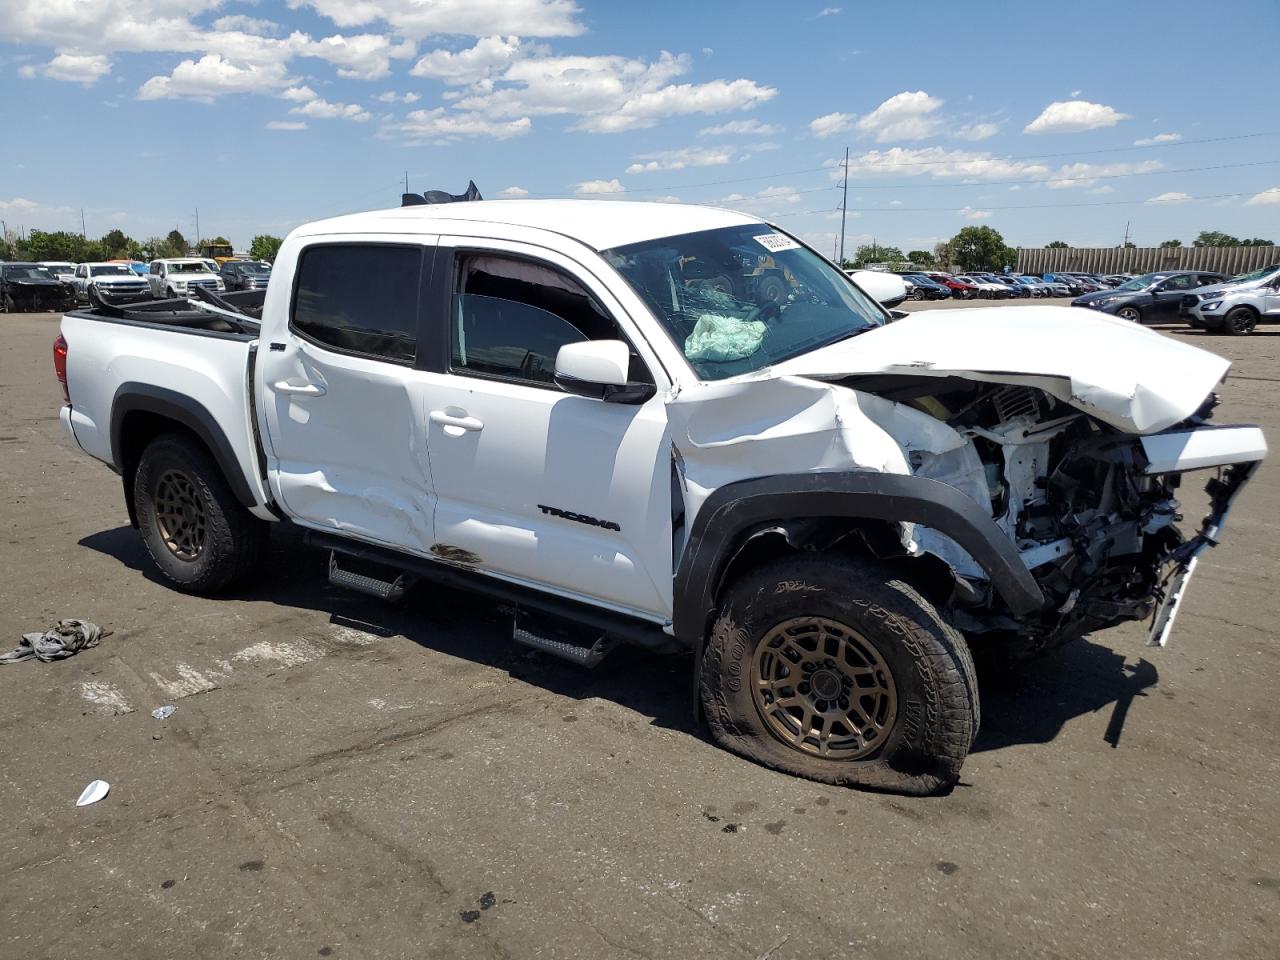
[751,616,898,760]
[153,469,207,561]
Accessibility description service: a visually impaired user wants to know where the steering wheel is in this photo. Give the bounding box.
[744,301,782,324]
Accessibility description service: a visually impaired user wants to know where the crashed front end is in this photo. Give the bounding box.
[884,380,1266,654]
[3,280,75,312]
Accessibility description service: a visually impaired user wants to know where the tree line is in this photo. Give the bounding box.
[0,228,284,264]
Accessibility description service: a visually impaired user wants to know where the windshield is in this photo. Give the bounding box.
[1116,273,1160,292]
[242,262,271,275]
[1228,264,1280,283]
[603,224,886,381]
[171,261,212,274]
[3,265,55,281]
[91,264,133,277]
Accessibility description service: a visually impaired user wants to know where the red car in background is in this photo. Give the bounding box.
[926,272,979,299]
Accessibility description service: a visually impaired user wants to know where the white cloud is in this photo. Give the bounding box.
[266,120,307,130]
[298,32,415,80]
[1134,132,1181,146]
[500,186,529,197]
[213,15,278,36]
[953,121,1000,141]
[959,206,992,220]
[1147,191,1191,204]
[1024,99,1130,134]
[40,53,111,85]
[576,178,625,195]
[448,50,775,134]
[701,47,713,56]
[816,6,842,15]
[856,90,943,142]
[1245,186,1280,206]
[810,111,854,138]
[699,118,782,137]
[290,97,371,122]
[625,146,734,174]
[717,185,802,214]
[837,146,1052,181]
[0,197,41,212]
[285,0,586,41]
[1045,159,1162,189]
[139,54,292,101]
[410,36,528,84]
[376,90,420,103]
[381,107,530,142]
[280,85,318,102]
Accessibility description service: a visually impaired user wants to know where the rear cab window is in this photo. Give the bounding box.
[290,244,426,365]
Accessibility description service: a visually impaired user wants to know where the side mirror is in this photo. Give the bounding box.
[554,340,656,405]
[847,270,909,308]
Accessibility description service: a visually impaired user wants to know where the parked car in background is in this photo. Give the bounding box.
[39,261,78,290]
[219,259,273,291]
[1043,273,1088,296]
[926,272,978,299]
[1012,275,1054,297]
[954,274,1012,299]
[74,262,152,305]
[1072,270,1227,324]
[1,262,76,312]
[1184,264,1280,335]
[901,273,951,300]
[147,258,226,299]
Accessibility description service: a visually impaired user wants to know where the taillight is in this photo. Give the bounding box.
[53,334,69,402]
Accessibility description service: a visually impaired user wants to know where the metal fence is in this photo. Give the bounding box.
[1016,245,1278,276]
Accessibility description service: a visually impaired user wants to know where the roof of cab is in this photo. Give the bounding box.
[294,199,763,252]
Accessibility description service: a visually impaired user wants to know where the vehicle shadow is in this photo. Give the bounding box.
[79,522,1158,754]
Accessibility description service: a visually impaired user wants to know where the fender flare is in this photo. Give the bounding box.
[672,472,1048,647]
[110,382,258,510]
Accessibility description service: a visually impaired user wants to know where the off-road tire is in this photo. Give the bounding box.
[700,554,978,796]
[1222,306,1258,336]
[134,432,266,594]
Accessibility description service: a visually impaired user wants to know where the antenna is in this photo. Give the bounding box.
[838,146,850,266]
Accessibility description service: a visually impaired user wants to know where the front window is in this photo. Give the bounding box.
[603,224,885,381]
[3,265,55,281]
[1116,273,1159,292]
[90,265,133,277]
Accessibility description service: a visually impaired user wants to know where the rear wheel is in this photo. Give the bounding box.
[700,554,978,795]
[1222,306,1258,336]
[134,432,267,594]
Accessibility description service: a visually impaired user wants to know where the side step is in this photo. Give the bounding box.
[513,611,615,668]
[328,551,414,602]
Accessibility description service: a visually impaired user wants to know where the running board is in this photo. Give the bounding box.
[328,551,413,602]
[513,612,615,668]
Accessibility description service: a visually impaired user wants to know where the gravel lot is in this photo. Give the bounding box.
[2,303,1277,960]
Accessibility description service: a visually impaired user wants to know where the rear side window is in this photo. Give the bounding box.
[292,244,423,364]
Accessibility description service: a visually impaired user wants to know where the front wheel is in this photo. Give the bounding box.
[134,432,267,594]
[1222,306,1258,336]
[700,555,979,796]
[1116,305,1142,323]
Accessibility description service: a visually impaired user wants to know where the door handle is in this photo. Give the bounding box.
[429,410,484,432]
[273,380,326,397]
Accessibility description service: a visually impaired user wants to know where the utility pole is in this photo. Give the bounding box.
[1122,220,1131,247]
[404,171,410,194]
[194,207,201,247]
[80,208,87,239]
[838,146,850,266]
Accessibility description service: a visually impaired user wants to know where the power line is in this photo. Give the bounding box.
[765,191,1250,218]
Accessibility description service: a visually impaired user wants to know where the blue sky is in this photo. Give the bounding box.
[2,0,1278,253]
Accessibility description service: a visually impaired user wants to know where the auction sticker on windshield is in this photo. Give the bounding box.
[753,234,801,253]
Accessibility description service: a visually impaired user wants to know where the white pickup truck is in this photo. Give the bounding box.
[54,199,1266,795]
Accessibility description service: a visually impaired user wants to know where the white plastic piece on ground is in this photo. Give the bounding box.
[772,305,1234,434]
[151,704,175,720]
[1139,426,1267,474]
[76,780,110,806]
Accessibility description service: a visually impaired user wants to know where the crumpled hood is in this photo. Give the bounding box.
[770,305,1230,433]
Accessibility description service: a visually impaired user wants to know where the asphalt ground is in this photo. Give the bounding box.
[1,302,1277,959]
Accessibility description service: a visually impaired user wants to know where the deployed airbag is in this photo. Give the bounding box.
[684,314,767,362]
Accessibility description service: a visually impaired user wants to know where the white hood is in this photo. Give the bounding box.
[771,305,1229,434]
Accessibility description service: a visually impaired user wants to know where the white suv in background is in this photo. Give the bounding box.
[147,258,225,299]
